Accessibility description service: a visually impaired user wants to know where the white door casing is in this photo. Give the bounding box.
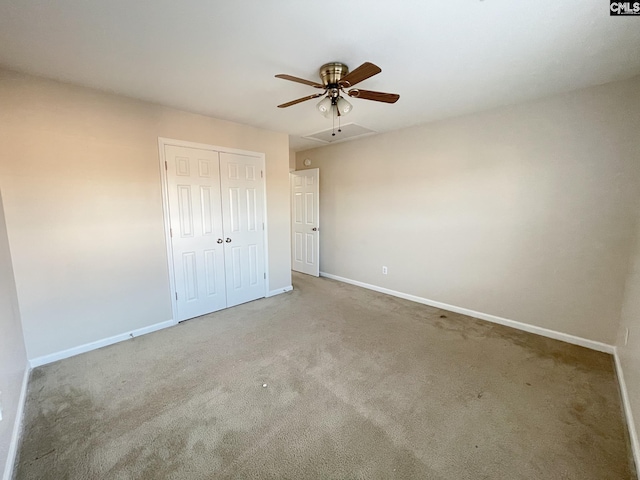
[220,152,266,307]
[161,139,267,322]
[291,168,319,277]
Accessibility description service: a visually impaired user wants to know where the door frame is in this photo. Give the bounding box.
[158,137,269,324]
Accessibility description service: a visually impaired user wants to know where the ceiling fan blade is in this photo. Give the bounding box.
[338,62,381,88]
[275,74,324,88]
[348,89,400,104]
[277,93,324,108]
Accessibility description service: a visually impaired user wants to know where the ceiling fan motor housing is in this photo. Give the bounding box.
[319,62,349,87]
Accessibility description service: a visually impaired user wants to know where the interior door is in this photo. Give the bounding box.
[219,152,266,307]
[291,168,319,277]
[165,145,227,320]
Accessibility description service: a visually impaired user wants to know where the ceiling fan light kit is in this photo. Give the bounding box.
[316,96,352,118]
[276,61,399,136]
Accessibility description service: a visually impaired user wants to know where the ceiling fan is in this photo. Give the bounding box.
[275,62,400,119]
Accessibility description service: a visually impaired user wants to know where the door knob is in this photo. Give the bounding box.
[312,227,318,231]
[217,238,223,244]
[225,238,232,243]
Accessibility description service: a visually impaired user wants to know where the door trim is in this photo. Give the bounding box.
[158,137,269,323]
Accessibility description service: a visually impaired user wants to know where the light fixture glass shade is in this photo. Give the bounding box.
[316,97,333,118]
[336,97,352,116]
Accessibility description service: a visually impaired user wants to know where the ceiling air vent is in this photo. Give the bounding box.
[303,123,376,144]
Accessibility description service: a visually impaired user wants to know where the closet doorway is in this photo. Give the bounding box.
[159,138,267,322]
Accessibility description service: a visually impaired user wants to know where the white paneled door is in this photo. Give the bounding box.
[291,168,319,277]
[164,144,265,321]
[220,152,266,307]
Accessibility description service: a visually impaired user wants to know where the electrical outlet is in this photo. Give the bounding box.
[382,266,388,275]
[625,327,630,346]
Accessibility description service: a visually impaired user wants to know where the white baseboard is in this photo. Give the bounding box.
[267,285,293,297]
[614,349,640,476]
[3,365,30,480]
[29,319,176,368]
[28,287,295,368]
[319,272,614,354]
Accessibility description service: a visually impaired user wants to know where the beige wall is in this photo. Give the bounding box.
[0,69,291,360]
[617,211,640,462]
[289,148,296,171]
[0,190,28,478]
[297,76,640,345]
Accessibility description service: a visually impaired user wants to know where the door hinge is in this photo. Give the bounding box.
[170,228,173,237]
[175,292,178,300]
[165,161,168,170]
[262,222,265,230]
[261,170,263,178]
[264,273,266,279]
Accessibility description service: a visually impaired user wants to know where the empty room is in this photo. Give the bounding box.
[1,1,640,479]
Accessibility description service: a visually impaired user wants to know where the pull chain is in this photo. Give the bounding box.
[332,107,336,136]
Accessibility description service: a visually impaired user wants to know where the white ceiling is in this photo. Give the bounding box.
[1,1,639,151]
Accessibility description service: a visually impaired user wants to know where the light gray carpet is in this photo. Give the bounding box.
[14,273,635,479]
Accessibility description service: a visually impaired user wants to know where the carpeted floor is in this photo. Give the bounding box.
[14,273,636,479]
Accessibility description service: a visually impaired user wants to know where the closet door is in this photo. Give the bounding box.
[165,145,227,320]
[219,152,266,307]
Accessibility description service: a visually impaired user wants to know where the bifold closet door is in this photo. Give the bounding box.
[219,152,266,308]
[165,145,227,321]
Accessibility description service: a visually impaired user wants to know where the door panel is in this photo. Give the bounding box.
[204,249,219,295]
[305,234,315,264]
[182,252,198,301]
[219,152,266,307]
[291,169,319,276]
[201,186,216,234]
[165,145,227,320]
